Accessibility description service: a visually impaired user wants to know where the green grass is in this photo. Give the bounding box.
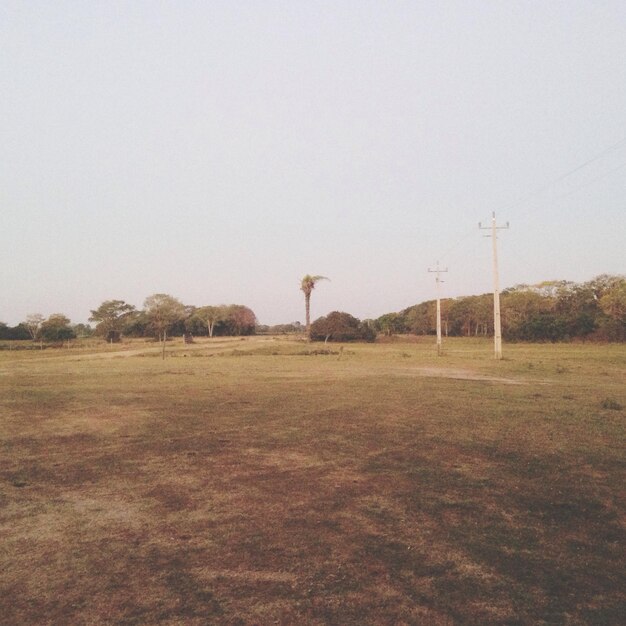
[0,337,624,624]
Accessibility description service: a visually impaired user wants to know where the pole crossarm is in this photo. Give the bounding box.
[479,211,510,235]
[427,261,449,281]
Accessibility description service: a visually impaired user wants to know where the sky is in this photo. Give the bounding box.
[1,1,625,326]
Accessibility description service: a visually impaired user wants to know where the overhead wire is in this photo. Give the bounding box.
[547,159,626,204]
[434,135,626,270]
[496,136,626,217]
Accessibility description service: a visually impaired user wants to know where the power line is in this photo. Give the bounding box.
[550,159,626,203]
[496,136,626,217]
[437,135,626,267]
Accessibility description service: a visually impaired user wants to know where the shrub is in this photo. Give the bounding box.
[310,311,376,343]
[601,398,623,411]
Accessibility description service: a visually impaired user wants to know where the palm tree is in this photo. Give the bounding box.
[300,274,329,339]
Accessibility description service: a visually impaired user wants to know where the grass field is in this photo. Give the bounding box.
[1,336,624,625]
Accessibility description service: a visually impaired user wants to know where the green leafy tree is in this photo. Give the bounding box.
[170,306,196,337]
[555,284,599,339]
[501,287,555,340]
[310,311,375,342]
[300,275,328,339]
[376,274,625,343]
[598,278,626,341]
[40,314,75,342]
[193,305,227,338]
[586,274,625,300]
[0,323,27,341]
[446,295,492,337]
[514,312,566,342]
[72,323,94,338]
[144,294,186,342]
[376,312,406,336]
[123,310,150,337]
[599,279,626,322]
[260,321,303,335]
[401,301,436,335]
[89,300,136,343]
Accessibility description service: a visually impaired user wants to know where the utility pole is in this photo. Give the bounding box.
[479,212,509,359]
[428,261,448,356]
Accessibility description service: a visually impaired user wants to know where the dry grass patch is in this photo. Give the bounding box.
[0,338,624,624]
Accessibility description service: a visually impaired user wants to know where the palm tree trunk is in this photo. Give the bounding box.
[305,291,311,339]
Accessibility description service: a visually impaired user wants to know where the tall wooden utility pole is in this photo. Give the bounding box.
[479,212,509,359]
[428,262,448,356]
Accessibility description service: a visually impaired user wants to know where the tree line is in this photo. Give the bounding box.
[0,294,257,345]
[375,274,626,342]
[1,274,327,345]
[2,274,624,346]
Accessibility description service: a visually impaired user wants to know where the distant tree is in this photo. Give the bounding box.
[598,278,626,341]
[375,274,625,344]
[144,294,186,342]
[554,283,599,339]
[402,301,436,335]
[515,313,566,342]
[376,312,406,336]
[40,314,75,342]
[472,295,493,336]
[170,305,196,337]
[259,321,303,335]
[224,305,257,336]
[10,324,31,340]
[586,274,625,300]
[0,323,27,341]
[301,275,328,339]
[531,280,572,299]
[451,295,492,337]
[194,305,228,338]
[89,300,136,343]
[72,323,94,338]
[123,310,150,337]
[25,313,45,347]
[599,279,626,322]
[184,310,207,336]
[501,287,555,340]
[310,311,375,343]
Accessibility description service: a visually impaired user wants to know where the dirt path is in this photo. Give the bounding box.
[273,364,534,385]
[0,339,241,368]
[405,366,529,384]
[67,343,207,360]
[71,338,251,360]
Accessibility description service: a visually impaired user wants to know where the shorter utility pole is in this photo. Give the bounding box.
[428,261,448,356]
[479,212,509,360]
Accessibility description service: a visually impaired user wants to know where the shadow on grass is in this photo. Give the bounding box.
[362,443,625,624]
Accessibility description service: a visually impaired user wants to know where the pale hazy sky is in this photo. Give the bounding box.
[1,1,625,326]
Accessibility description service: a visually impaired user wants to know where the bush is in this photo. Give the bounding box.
[601,398,623,411]
[310,311,376,343]
[511,313,567,342]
